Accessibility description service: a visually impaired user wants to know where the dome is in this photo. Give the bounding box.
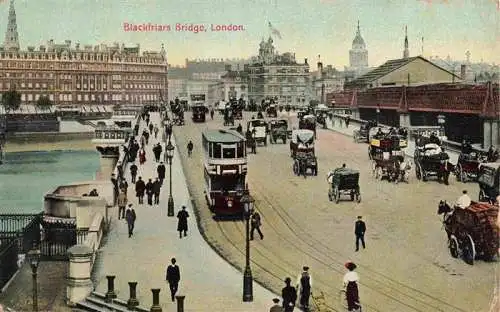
[352,33,365,47]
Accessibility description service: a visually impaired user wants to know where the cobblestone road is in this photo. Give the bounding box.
[173,111,497,312]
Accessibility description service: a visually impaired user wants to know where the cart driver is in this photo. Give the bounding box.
[375,127,383,138]
[455,190,471,209]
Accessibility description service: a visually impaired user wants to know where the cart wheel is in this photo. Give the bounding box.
[368,146,372,160]
[334,187,340,204]
[293,162,298,175]
[462,234,476,265]
[460,167,467,183]
[448,235,460,258]
[328,190,333,202]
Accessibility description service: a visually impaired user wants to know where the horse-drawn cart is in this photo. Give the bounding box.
[455,151,487,183]
[369,135,408,182]
[478,162,500,203]
[438,201,499,265]
[353,121,377,143]
[327,168,361,203]
[293,150,318,177]
[414,134,453,184]
[269,119,288,144]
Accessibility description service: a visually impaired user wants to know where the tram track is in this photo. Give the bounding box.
[172,114,493,312]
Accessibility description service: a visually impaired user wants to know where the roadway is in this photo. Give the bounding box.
[172,111,495,312]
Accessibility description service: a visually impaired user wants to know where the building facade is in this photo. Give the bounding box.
[0,1,168,106]
[312,61,345,104]
[248,37,310,106]
[220,69,248,102]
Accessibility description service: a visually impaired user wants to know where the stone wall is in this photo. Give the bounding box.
[6,132,94,144]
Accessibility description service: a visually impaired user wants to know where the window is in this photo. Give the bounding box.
[212,143,221,158]
[77,94,82,101]
[84,94,89,101]
[28,94,33,101]
[21,94,25,101]
[28,83,32,88]
[21,83,25,88]
[222,146,235,158]
[35,83,39,88]
[49,94,54,101]
[42,83,46,88]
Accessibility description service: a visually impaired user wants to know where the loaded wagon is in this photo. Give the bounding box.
[327,168,361,204]
[438,201,499,265]
[269,119,288,144]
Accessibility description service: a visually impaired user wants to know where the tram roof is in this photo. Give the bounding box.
[203,129,245,143]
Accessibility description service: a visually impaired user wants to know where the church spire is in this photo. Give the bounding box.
[3,0,20,51]
[403,25,409,59]
[357,20,360,34]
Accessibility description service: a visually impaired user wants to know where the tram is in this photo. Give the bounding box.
[202,129,247,216]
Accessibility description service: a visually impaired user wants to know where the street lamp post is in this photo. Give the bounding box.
[376,107,381,125]
[240,190,255,302]
[27,245,41,311]
[166,139,175,217]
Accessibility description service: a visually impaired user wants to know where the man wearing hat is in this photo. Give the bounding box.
[269,298,284,312]
[281,277,297,312]
[296,266,312,310]
[354,216,366,251]
[125,204,137,238]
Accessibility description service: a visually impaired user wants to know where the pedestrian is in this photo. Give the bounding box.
[140,135,146,148]
[187,140,193,157]
[153,178,161,205]
[119,179,128,195]
[355,216,366,251]
[154,124,159,139]
[144,131,150,145]
[139,148,146,165]
[125,204,136,238]
[166,258,180,302]
[111,173,119,206]
[145,178,154,206]
[149,123,154,134]
[250,211,264,240]
[117,162,124,180]
[135,177,146,204]
[270,298,284,312]
[157,162,166,184]
[343,262,360,311]
[210,109,214,120]
[130,163,138,183]
[117,190,127,220]
[153,143,163,162]
[177,206,189,238]
[296,266,312,310]
[282,277,297,312]
[345,116,350,128]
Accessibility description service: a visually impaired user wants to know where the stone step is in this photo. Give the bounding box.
[74,300,113,312]
[90,291,149,312]
[86,296,131,312]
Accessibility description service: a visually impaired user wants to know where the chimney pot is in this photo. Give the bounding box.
[460,64,466,80]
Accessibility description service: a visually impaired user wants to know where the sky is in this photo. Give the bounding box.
[0,0,498,68]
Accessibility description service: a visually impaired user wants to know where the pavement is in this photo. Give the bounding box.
[173,110,496,312]
[92,112,277,311]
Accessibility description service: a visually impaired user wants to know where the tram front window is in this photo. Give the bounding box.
[211,175,245,191]
[222,147,236,158]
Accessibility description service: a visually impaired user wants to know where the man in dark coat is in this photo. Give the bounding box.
[282,277,297,312]
[153,143,163,163]
[250,211,264,240]
[125,204,136,238]
[355,216,366,251]
[269,298,284,312]
[119,179,128,195]
[177,206,189,238]
[135,177,146,204]
[130,163,138,183]
[166,258,180,302]
[157,162,166,184]
[153,178,161,205]
[149,123,154,134]
[145,178,154,206]
[134,124,139,136]
[111,173,119,206]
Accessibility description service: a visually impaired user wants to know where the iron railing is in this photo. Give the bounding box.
[40,227,88,261]
[0,238,19,290]
[0,213,42,253]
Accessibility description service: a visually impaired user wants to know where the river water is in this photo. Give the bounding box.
[0,150,99,215]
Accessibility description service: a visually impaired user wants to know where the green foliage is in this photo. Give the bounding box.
[1,90,21,112]
[35,95,53,111]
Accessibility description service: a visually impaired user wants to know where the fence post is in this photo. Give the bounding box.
[127,281,139,309]
[105,275,117,302]
[176,295,185,312]
[150,288,162,312]
[66,245,93,306]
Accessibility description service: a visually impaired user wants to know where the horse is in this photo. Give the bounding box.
[437,200,454,239]
[437,160,454,185]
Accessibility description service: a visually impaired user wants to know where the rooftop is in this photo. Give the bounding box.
[203,129,245,143]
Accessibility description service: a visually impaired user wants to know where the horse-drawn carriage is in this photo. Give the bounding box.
[293,149,318,177]
[414,135,453,184]
[327,168,361,203]
[297,110,307,120]
[438,200,499,265]
[247,119,268,146]
[369,136,409,182]
[478,162,500,203]
[353,121,377,143]
[269,119,288,144]
[299,115,317,138]
[455,151,487,183]
[290,129,314,158]
[266,104,278,118]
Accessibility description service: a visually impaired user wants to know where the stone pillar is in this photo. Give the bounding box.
[176,295,186,312]
[150,288,162,312]
[66,245,93,306]
[492,120,499,148]
[105,275,117,302]
[483,119,492,149]
[127,282,139,309]
[351,108,360,120]
[95,146,120,180]
[399,112,410,128]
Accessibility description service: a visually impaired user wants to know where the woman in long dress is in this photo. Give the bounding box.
[343,262,360,311]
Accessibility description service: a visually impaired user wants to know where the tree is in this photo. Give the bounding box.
[1,90,21,112]
[36,95,53,111]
